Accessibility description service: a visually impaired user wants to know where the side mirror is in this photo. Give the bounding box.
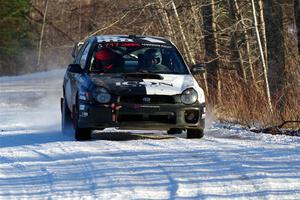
[68,64,83,73]
[190,63,206,75]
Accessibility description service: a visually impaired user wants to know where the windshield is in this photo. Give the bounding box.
[88,42,189,74]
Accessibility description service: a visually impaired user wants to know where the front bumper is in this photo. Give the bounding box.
[77,101,205,130]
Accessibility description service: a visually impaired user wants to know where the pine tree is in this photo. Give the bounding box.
[0,0,32,75]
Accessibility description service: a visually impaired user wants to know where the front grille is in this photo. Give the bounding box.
[118,114,176,124]
[120,95,174,104]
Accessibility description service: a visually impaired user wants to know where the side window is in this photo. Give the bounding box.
[79,42,92,69]
[74,42,87,63]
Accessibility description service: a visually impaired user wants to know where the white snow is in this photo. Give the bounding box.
[0,69,300,199]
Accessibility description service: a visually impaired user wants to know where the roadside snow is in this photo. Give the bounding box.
[0,69,300,199]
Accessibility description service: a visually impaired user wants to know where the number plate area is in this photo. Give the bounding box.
[121,104,160,113]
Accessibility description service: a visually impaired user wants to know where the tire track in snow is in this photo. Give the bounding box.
[207,136,256,189]
[92,139,173,199]
[39,140,99,199]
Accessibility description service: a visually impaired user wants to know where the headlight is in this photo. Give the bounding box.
[93,87,111,103]
[181,88,198,104]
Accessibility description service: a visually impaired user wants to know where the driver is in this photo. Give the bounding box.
[143,48,170,72]
[95,47,116,71]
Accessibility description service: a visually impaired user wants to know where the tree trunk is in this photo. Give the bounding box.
[264,0,286,113]
[156,0,174,41]
[202,0,220,105]
[190,0,204,62]
[280,0,300,112]
[228,0,247,81]
[191,0,208,95]
[295,0,300,52]
[78,0,82,40]
[251,0,273,113]
[171,0,195,64]
[258,0,268,64]
[37,0,49,67]
[233,0,255,82]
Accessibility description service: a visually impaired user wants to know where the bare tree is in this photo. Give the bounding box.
[202,0,220,105]
[37,0,49,66]
[251,0,273,113]
[258,0,268,63]
[228,0,247,81]
[156,0,174,40]
[170,0,195,64]
[295,0,300,52]
[232,0,256,81]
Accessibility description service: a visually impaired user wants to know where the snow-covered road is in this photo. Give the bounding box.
[1,69,300,199]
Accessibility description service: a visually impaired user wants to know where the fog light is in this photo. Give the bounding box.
[184,110,199,123]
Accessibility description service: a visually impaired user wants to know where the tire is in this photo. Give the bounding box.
[75,128,92,141]
[73,97,92,141]
[167,128,183,135]
[61,98,73,134]
[186,129,204,139]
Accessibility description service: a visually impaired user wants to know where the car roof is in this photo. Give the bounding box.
[93,35,172,46]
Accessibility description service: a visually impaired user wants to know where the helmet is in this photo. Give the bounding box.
[95,48,115,70]
[144,49,162,67]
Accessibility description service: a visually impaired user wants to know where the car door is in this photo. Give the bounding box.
[65,41,92,110]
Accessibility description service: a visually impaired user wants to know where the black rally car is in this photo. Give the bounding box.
[61,35,206,141]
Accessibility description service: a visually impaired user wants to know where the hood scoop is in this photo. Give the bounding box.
[124,73,163,80]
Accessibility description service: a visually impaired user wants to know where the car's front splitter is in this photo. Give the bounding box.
[77,102,205,130]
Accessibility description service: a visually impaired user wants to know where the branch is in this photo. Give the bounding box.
[83,3,156,41]
[29,3,75,42]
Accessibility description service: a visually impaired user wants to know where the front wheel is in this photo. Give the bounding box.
[167,128,183,135]
[186,129,204,139]
[73,98,92,141]
[75,128,92,141]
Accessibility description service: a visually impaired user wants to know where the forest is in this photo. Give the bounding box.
[0,0,299,130]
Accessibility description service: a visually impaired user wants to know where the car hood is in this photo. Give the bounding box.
[89,73,205,102]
